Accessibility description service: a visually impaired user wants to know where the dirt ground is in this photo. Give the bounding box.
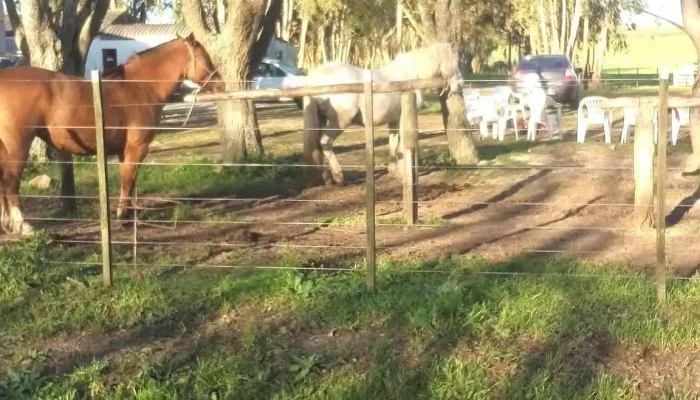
[20,99,700,277]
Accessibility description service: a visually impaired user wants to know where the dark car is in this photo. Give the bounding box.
[510,54,582,107]
[0,57,19,69]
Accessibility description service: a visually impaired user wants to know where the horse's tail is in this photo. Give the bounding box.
[302,96,324,186]
[414,90,424,110]
[0,137,9,233]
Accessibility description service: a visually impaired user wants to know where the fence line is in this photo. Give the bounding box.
[1,68,692,304]
[22,193,699,209]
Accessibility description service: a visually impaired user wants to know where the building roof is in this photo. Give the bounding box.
[98,23,192,40]
[4,9,135,34]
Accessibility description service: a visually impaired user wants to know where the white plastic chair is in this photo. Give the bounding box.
[477,96,508,140]
[671,107,690,145]
[652,107,688,145]
[463,89,480,101]
[497,104,522,141]
[522,88,562,141]
[577,96,612,143]
[620,107,636,144]
[621,106,687,146]
[526,89,562,141]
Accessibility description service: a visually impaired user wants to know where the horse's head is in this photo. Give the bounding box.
[417,42,462,94]
[178,33,224,93]
[437,43,463,93]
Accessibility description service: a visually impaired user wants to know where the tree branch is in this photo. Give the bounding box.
[416,0,436,42]
[398,0,426,40]
[181,0,214,43]
[642,9,686,32]
[4,0,30,60]
[681,0,700,40]
[249,0,281,72]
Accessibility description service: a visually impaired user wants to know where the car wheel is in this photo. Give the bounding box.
[294,97,304,109]
[568,90,580,109]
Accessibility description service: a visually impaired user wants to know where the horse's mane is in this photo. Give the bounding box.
[101,38,182,79]
[379,42,461,81]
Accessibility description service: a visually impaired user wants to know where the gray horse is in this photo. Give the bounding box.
[303,42,463,185]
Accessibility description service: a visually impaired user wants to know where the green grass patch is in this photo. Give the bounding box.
[5,235,700,398]
[311,213,451,228]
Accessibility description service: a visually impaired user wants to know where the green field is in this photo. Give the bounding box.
[605,28,696,70]
[3,28,700,398]
[4,234,700,399]
[488,27,696,71]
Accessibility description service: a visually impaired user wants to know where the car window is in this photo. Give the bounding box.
[269,65,287,77]
[0,58,15,69]
[256,63,274,77]
[277,63,305,76]
[518,57,570,70]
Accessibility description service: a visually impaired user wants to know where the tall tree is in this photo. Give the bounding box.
[509,0,641,87]
[181,0,281,163]
[416,0,479,165]
[5,0,110,211]
[680,0,700,174]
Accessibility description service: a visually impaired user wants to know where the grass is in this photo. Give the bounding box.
[4,234,700,398]
[487,27,696,72]
[6,57,700,398]
[19,153,304,217]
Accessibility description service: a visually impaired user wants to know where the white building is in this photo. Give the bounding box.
[2,12,299,73]
[84,23,299,78]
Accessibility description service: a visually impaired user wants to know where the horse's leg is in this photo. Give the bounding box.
[320,115,345,185]
[387,121,402,178]
[117,142,148,226]
[1,141,33,237]
[317,115,334,185]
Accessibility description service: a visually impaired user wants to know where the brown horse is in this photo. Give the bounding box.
[0,33,223,237]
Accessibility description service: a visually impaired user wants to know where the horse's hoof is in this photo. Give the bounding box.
[387,162,398,176]
[19,223,34,237]
[333,176,345,186]
[119,219,135,229]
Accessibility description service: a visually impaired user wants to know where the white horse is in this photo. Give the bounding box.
[303,42,463,185]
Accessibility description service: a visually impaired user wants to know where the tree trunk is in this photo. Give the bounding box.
[634,102,655,229]
[217,99,263,163]
[529,26,539,55]
[560,0,567,54]
[538,0,550,54]
[441,92,479,164]
[217,61,264,162]
[680,0,700,175]
[396,1,403,51]
[416,0,479,165]
[591,24,607,89]
[183,0,280,163]
[566,0,582,59]
[548,0,560,53]
[581,16,590,88]
[298,17,309,68]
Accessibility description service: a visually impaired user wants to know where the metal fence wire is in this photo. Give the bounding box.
[2,72,691,302]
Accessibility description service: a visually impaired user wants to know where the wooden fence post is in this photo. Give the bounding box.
[91,70,113,286]
[364,70,376,292]
[656,68,669,303]
[634,98,655,229]
[400,91,419,225]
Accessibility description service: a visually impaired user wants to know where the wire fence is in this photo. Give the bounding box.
[0,72,694,300]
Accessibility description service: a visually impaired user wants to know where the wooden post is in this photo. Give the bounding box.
[634,98,655,229]
[656,68,669,303]
[400,91,419,225]
[364,70,376,292]
[133,188,138,268]
[91,70,113,286]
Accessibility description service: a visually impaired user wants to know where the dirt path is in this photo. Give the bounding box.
[19,101,700,277]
